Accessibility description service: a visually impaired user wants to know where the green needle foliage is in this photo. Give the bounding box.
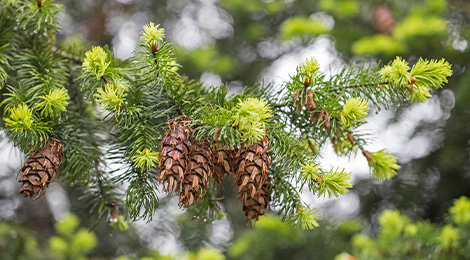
[0,0,454,229]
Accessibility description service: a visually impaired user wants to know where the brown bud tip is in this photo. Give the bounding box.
[325,119,331,133]
[347,134,354,143]
[318,111,325,122]
[362,150,375,165]
[410,76,417,84]
[307,90,316,109]
[293,89,300,101]
[213,128,221,142]
[304,79,311,87]
[150,44,158,53]
[310,112,320,124]
[305,103,311,111]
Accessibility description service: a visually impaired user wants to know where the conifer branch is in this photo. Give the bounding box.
[0,3,454,228]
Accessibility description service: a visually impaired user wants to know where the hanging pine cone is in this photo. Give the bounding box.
[213,146,232,186]
[158,115,192,194]
[211,129,232,187]
[179,137,213,207]
[233,136,272,222]
[18,137,63,199]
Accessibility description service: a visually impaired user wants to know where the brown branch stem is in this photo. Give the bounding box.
[330,81,389,92]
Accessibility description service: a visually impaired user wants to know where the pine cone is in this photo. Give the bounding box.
[179,137,213,207]
[213,148,232,186]
[234,136,272,222]
[18,137,63,199]
[211,129,232,187]
[373,4,396,35]
[158,115,192,193]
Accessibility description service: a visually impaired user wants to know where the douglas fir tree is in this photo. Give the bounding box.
[0,0,453,228]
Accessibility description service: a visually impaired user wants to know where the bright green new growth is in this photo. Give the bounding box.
[407,84,432,103]
[379,57,452,102]
[49,214,98,260]
[378,210,405,236]
[367,150,401,180]
[410,58,452,89]
[109,215,129,231]
[290,206,320,230]
[140,22,165,48]
[131,148,159,173]
[438,225,459,250]
[300,161,320,184]
[36,88,69,117]
[341,97,369,127]
[232,97,271,143]
[95,81,128,111]
[316,167,352,198]
[4,103,34,131]
[450,196,470,225]
[379,56,410,86]
[298,57,320,84]
[301,162,352,198]
[82,46,110,79]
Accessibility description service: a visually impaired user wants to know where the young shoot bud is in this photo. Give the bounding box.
[131,148,159,173]
[232,97,272,143]
[410,58,452,89]
[109,215,129,231]
[407,84,432,102]
[449,196,470,225]
[140,22,165,52]
[365,149,400,180]
[438,225,459,251]
[379,56,411,86]
[4,103,34,131]
[301,162,352,198]
[95,81,128,111]
[36,88,69,117]
[379,210,405,236]
[300,161,321,184]
[317,167,352,198]
[298,57,320,86]
[341,97,369,127]
[290,205,320,230]
[83,46,110,79]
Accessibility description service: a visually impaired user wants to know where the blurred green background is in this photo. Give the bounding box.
[1,0,470,259]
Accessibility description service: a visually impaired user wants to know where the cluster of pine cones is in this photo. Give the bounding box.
[17,115,272,223]
[158,115,272,223]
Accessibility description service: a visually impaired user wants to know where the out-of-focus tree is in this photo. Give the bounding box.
[336,196,470,259]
